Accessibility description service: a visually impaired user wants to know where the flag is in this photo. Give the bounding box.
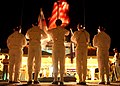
[38,8,51,49]
[70,28,75,63]
[48,0,70,30]
[38,8,48,31]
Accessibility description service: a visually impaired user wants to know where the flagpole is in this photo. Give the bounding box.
[70,28,74,64]
[83,0,85,27]
[20,0,24,27]
[57,1,60,19]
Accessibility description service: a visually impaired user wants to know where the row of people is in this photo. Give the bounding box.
[6,19,111,85]
[71,23,111,85]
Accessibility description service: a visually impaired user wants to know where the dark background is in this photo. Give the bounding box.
[0,0,118,52]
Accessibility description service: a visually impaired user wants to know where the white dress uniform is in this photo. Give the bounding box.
[93,30,111,83]
[114,51,120,80]
[71,28,90,83]
[7,30,27,82]
[47,26,70,83]
[26,25,47,82]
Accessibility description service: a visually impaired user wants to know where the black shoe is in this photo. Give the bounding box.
[77,82,82,85]
[99,82,105,84]
[81,82,86,85]
[34,81,39,84]
[107,82,110,85]
[9,81,13,84]
[77,82,86,85]
[12,81,21,83]
[27,81,32,84]
[60,82,64,85]
[52,81,58,85]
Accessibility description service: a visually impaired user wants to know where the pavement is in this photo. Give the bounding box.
[0,81,120,86]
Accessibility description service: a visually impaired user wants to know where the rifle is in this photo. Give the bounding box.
[70,28,75,64]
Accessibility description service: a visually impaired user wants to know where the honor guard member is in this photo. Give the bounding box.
[71,24,90,85]
[26,22,48,84]
[47,19,70,85]
[7,26,27,83]
[93,26,111,85]
[113,48,120,81]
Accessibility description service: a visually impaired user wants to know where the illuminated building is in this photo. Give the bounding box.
[0,44,114,82]
[0,0,115,82]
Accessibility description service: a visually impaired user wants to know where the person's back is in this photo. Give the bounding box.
[48,27,69,45]
[26,25,47,46]
[26,22,48,84]
[47,19,70,85]
[93,27,111,49]
[7,31,26,49]
[7,26,27,83]
[71,24,90,85]
[93,26,111,85]
[71,29,90,47]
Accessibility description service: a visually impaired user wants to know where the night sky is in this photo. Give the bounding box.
[0,0,117,52]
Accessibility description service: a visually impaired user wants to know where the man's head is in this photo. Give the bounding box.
[32,19,38,26]
[97,26,105,32]
[113,48,118,52]
[77,23,83,30]
[55,19,62,26]
[5,54,8,59]
[33,22,38,26]
[13,26,21,33]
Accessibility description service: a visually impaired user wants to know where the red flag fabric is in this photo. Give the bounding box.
[38,8,51,48]
[48,0,70,30]
[38,8,48,31]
